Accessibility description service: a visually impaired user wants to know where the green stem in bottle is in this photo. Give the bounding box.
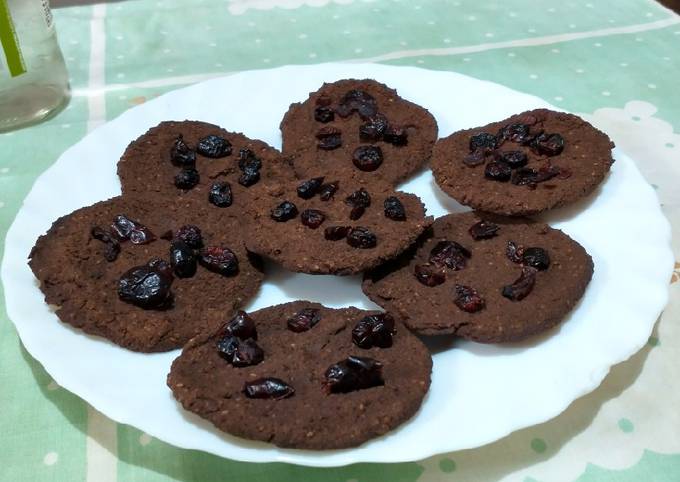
[0,0,27,77]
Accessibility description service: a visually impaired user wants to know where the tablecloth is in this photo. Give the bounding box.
[1,0,679,481]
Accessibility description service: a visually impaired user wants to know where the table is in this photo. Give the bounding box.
[1,1,679,481]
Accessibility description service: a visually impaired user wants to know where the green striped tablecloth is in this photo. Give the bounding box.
[1,1,679,481]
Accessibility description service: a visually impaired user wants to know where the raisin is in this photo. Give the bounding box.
[287,308,321,332]
[336,89,377,119]
[347,227,377,249]
[319,181,339,201]
[224,310,258,340]
[469,132,499,151]
[429,240,471,270]
[300,209,325,229]
[270,201,298,222]
[147,257,174,279]
[414,262,447,286]
[196,135,232,158]
[118,262,173,309]
[468,220,500,240]
[216,335,264,367]
[359,114,388,141]
[314,106,335,123]
[511,165,560,186]
[454,284,485,313]
[485,161,512,182]
[345,188,371,220]
[296,177,325,199]
[324,225,350,241]
[323,356,384,394]
[522,247,550,270]
[316,126,342,150]
[170,240,197,278]
[352,145,383,172]
[174,225,203,249]
[502,266,538,301]
[383,125,408,146]
[91,226,121,261]
[384,196,406,221]
[170,135,196,168]
[244,378,295,400]
[199,246,239,276]
[352,313,396,348]
[506,241,525,263]
[208,181,233,208]
[111,215,156,244]
[463,149,488,167]
[497,150,528,169]
[238,149,262,171]
[174,168,200,190]
[238,168,260,187]
[498,123,531,143]
[532,133,565,156]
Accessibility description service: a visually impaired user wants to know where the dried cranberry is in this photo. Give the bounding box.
[196,135,232,158]
[238,149,262,171]
[111,215,156,244]
[414,263,446,286]
[300,209,325,229]
[359,114,389,141]
[316,126,342,150]
[522,247,550,270]
[429,240,471,270]
[352,145,383,171]
[296,177,325,199]
[199,246,239,276]
[384,196,406,221]
[323,356,384,394]
[174,168,200,190]
[170,135,196,168]
[469,132,499,151]
[217,336,264,367]
[314,106,335,123]
[454,284,485,313]
[224,310,258,340]
[502,266,538,301]
[345,188,371,220]
[336,89,377,119]
[324,225,350,241]
[91,226,121,261]
[497,150,528,169]
[208,181,233,208]
[468,220,500,240]
[244,378,295,400]
[463,149,488,167]
[485,161,512,182]
[532,133,565,156]
[174,225,203,249]
[511,165,560,186]
[383,125,408,146]
[319,181,339,201]
[506,241,525,263]
[347,227,377,249]
[287,308,321,332]
[498,123,531,143]
[352,313,396,348]
[238,168,260,187]
[170,240,197,278]
[118,262,173,309]
[271,201,298,222]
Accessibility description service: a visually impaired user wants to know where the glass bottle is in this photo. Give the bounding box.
[0,0,70,132]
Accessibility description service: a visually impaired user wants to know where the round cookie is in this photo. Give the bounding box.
[117,120,295,217]
[362,212,593,342]
[281,79,438,186]
[29,196,264,352]
[243,177,432,275]
[431,109,615,216]
[167,301,432,449]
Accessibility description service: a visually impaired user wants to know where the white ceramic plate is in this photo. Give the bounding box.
[1,64,673,467]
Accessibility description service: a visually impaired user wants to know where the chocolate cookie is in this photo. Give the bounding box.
[29,196,263,352]
[244,178,432,275]
[167,301,432,449]
[117,120,294,216]
[431,109,615,216]
[281,79,438,186]
[362,212,593,342]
